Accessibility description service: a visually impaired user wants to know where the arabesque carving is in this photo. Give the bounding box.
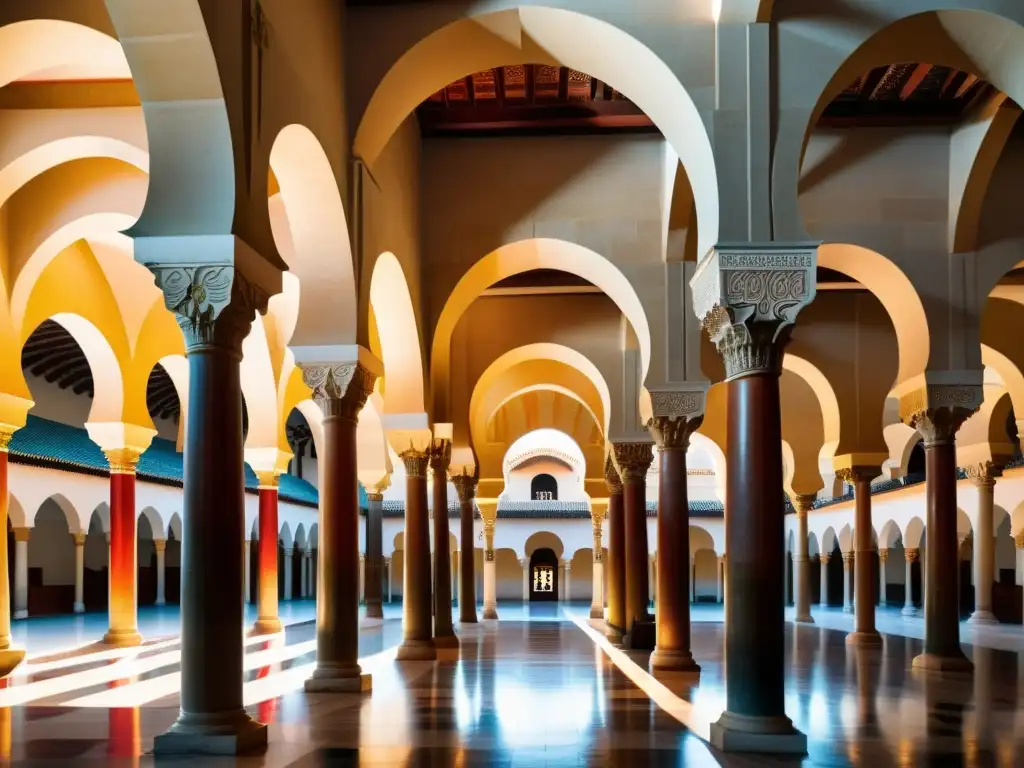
[302,363,376,420]
[611,442,654,483]
[899,383,981,446]
[647,414,703,452]
[428,438,452,475]
[604,454,622,494]
[451,472,477,505]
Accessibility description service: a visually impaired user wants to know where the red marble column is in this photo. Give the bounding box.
[252,475,282,635]
[453,473,478,624]
[604,458,625,639]
[844,469,881,647]
[648,414,701,672]
[430,439,458,648]
[0,432,23,676]
[104,449,142,647]
[613,442,654,650]
[397,447,436,661]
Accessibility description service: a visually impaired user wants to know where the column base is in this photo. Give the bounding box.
[73,602,85,614]
[102,629,142,647]
[434,633,460,649]
[842,605,854,614]
[365,604,384,620]
[249,617,283,636]
[709,712,807,755]
[359,616,384,629]
[482,605,499,620]
[793,613,814,624]
[396,639,437,661]
[0,648,25,677]
[912,651,973,674]
[900,605,919,617]
[846,630,882,648]
[13,610,26,620]
[155,598,166,607]
[459,613,478,624]
[967,610,999,626]
[154,711,267,756]
[650,648,700,674]
[304,670,372,694]
[605,622,624,643]
[589,605,604,619]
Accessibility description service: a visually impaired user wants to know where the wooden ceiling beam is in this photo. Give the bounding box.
[954,73,979,99]
[899,63,932,100]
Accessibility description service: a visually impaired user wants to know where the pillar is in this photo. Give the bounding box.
[520,557,529,602]
[359,553,366,604]
[364,487,386,620]
[300,361,378,689]
[604,457,625,639]
[481,507,498,620]
[12,530,28,620]
[692,243,815,753]
[563,561,572,603]
[1017,532,1024,626]
[252,472,282,635]
[613,442,655,650]
[283,548,293,601]
[792,494,815,624]
[902,548,919,616]
[819,554,830,607]
[902,386,979,673]
[716,555,725,604]
[589,504,606,619]
[967,463,999,625]
[242,540,251,604]
[299,549,307,599]
[878,549,887,607]
[842,468,881,647]
[842,552,854,614]
[397,442,436,660]
[103,448,143,647]
[648,408,703,671]
[155,539,167,607]
[0,428,24,675]
[429,439,457,648]
[385,557,392,603]
[151,264,267,755]
[73,532,86,613]
[452,473,477,623]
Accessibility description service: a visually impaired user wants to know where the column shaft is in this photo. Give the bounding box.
[968,470,998,624]
[605,467,625,638]
[430,442,457,647]
[253,484,282,634]
[793,496,814,623]
[0,442,23,675]
[616,443,653,649]
[842,553,853,613]
[155,540,167,607]
[847,474,880,646]
[819,556,830,606]
[73,533,86,613]
[521,559,529,602]
[877,550,887,607]
[397,450,436,660]
[283,549,293,601]
[104,462,140,646]
[12,533,27,620]
[902,549,918,616]
[365,492,384,619]
[454,475,477,623]
[589,509,605,619]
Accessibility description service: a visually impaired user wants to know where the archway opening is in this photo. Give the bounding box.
[137,512,157,607]
[529,547,558,602]
[84,507,107,612]
[28,498,76,615]
[530,474,558,501]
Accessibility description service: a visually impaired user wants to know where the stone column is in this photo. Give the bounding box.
[818,554,830,606]
[692,242,816,753]
[103,448,144,647]
[452,473,477,623]
[716,555,725,603]
[967,463,999,625]
[481,505,499,620]
[902,549,919,616]
[613,442,655,650]
[520,557,529,601]
[155,539,167,607]
[589,503,606,619]
[648,406,703,671]
[242,540,251,604]
[385,557,392,603]
[12,529,28,620]
[791,494,815,624]
[901,382,980,672]
[358,553,365,603]
[364,486,386,620]
[842,552,854,614]
[301,360,378,689]
[1017,532,1024,625]
[563,561,572,603]
[283,548,293,601]
[252,471,282,635]
[604,458,625,639]
[396,440,435,660]
[73,532,86,613]
[0,428,24,674]
[429,439,457,648]
[150,262,269,754]
[877,549,887,606]
[840,468,881,647]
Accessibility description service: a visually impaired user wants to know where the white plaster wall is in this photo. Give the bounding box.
[505,460,584,502]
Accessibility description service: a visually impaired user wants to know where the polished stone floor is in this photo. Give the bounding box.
[0,602,1019,765]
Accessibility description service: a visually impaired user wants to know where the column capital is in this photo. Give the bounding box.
[72,532,86,547]
[645,387,707,451]
[898,375,982,446]
[690,243,817,380]
[965,460,1001,487]
[611,441,654,483]
[88,423,156,474]
[1014,529,1024,549]
[878,548,888,562]
[104,447,143,475]
[603,454,623,495]
[398,447,430,479]
[302,360,378,421]
[451,471,477,504]
[0,425,16,452]
[12,527,29,543]
[834,466,878,485]
[790,493,816,516]
[818,553,830,565]
[254,469,280,489]
[905,547,920,562]
[646,413,704,452]
[842,551,854,565]
[154,539,167,553]
[428,437,452,475]
[366,491,384,503]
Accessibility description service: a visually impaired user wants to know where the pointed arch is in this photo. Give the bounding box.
[369,251,424,415]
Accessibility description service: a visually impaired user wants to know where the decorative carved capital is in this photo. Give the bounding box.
[843,551,854,565]
[12,527,29,543]
[400,446,430,479]
[72,532,86,547]
[878,548,888,562]
[451,472,477,505]
[0,425,16,452]
[791,493,816,516]
[255,469,279,489]
[690,244,817,380]
[302,362,376,421]
[366,491,384,504]
[485,549,495,562]
[104,448,142,475]
[899,380,982,446]
[648,388,706,421]
[1015,530,1024,549]
[154,539,167,553]
[965,461,1001,487]
[149,264,268,354]
[428,437,452,475]
[611,442,654,483]
[819,554,830,565]
[646,413,703,452]
[835,466,877,486]
[905,547,919,562]
[603,454,623,495]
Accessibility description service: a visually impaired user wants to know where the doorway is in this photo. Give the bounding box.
[529,547,558,602]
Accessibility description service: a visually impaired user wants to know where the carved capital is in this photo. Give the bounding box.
[149,264,268,354]
[428,437,452,475]
[819,553,830,565]
[399,447,430,479]
[104,448,142,475]
[0,425,16,452]
[791,493,816,516]
[690,244,817,380]
[72,532,86,547]
[302,362,376,421]
[899,380,982,447]
[646,413,703,452]
[366,491,384,504]
[965,461,1001,487]
[154,539,167,553]
[611,442,654,483]
[255,469,279,489]
[648,388,706,421]
[843,551,854,565]
[905,548,919,562]
[603,454,623,495]
[878,548,888,562]
[835,466,877,486]
[1015,530,1024,549]
[451,472,477,505]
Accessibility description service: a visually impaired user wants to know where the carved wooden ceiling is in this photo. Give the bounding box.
[820,63,1000,126]
[416,65,654,137]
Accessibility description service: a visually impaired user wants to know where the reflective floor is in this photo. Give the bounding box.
[0,603,1019,765]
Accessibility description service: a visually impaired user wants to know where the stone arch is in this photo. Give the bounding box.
[7,492,27,530]
[524,531,565,560]
[782,352,840,460]
[279,521,293,550]
[0,20,130,89]
[354,7,718,257]
[820,526,838,554]
[837,524,853,553]
[878,519,902,550]
[982,344,1024,418]
[138,507,163,540]
[34,493,79,534]
[369,251,424,415]
[168,512,182,542]
[268,124,356,347]
[904,516,926,549]
[807,532,819,557]
[433,239,648,420]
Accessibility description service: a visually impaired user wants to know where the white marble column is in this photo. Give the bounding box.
[691,557,697,603]
[483,553,498,618]
[451,551,459,606]
[842,552,854,613]
[13,529,28,620]
[968,466,999,624]
[520,557,529,602]
[73,532,86,613]
[819,554,830,607]
[648,555,656,606]
[902,548,919,616]
[283,547,293,601]
[564,561,572,602]
[155,539,167,607]
[793,495,815,622]
[877,548,887,607]
[716,555,725,603]
[590,552,605,618]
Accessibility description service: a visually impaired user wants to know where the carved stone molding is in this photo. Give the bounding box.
[611,442,654,483]
[451,472,477,505]
[690,244,817,380]
[835,466,878,486]
[843,551,854,565]
[964,461,1001,487]
[302,362,377,421]
[104,447,142,475]
[790,493,816,516]
[149,264,269,354]
[399,447,430,479]
[604,454,622,495]
[899,382,982,446]
[905,548,919,562]
[428,438,452,476]
[646,413,703,452]
[879,548,888,563]
[648,388,706,420]
[1015,530,1024,549]
[819,554,830,565]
